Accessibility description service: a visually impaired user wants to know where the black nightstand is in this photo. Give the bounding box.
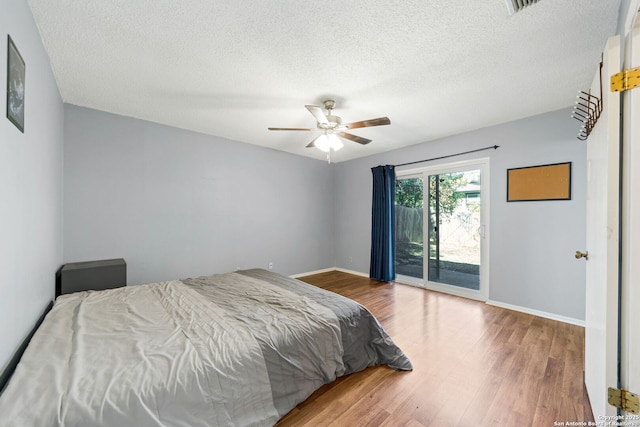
[56,258,126,297]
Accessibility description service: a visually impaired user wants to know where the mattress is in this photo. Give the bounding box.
[0,269,411,426]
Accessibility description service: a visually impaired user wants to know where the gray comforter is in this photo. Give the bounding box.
[0,269,411,426]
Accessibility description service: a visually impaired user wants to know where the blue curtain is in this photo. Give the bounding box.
[370,165,396,282]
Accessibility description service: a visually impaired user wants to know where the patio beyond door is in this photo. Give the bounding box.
[395,159,489,301]
[427,170,481,290]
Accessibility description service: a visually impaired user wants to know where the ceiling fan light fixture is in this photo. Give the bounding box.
[315,134,331,152]
[329,134,343,151]
[314,133,343,152]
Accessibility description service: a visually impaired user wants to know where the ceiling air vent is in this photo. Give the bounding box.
[505,0,540,15]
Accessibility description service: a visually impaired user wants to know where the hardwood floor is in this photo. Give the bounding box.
[276,271,594,427]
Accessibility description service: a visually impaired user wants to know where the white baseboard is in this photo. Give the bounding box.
[486,300,585,327]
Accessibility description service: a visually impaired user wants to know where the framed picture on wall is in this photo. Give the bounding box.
[6,35,25,133]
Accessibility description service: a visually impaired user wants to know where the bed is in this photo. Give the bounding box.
[0,269,412,426]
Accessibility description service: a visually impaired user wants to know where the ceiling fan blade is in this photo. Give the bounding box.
[305,105,329,124]
[268,127,315,131]
[345,117,390,130]
[338,132,371,145]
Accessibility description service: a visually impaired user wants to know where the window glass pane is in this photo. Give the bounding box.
[427,170,481,290]
[395,177,424,279]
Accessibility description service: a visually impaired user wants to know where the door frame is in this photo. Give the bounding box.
[620,19,640,417]
[395,157,490,302]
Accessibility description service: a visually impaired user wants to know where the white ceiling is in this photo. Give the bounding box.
[28,0,620,162]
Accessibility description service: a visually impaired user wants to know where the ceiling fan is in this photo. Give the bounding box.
[268,99,391,153]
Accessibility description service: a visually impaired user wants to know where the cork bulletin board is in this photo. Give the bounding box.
[507,162,571,202]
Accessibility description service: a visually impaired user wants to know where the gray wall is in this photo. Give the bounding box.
[333,108,587,321]
[63,105,334,284]
[0,0,64,372]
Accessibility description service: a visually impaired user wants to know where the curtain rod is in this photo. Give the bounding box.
[393,145,499,168]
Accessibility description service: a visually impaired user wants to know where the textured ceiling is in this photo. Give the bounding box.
[28,0,620,162]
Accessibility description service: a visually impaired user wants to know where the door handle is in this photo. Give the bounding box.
[575,251,589,260]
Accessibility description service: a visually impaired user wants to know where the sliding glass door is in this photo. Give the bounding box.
[395,175,424,279]
[395,159,489,301]
[427,170,481,290]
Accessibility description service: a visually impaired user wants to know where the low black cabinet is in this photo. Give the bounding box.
[56,258,126,297]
